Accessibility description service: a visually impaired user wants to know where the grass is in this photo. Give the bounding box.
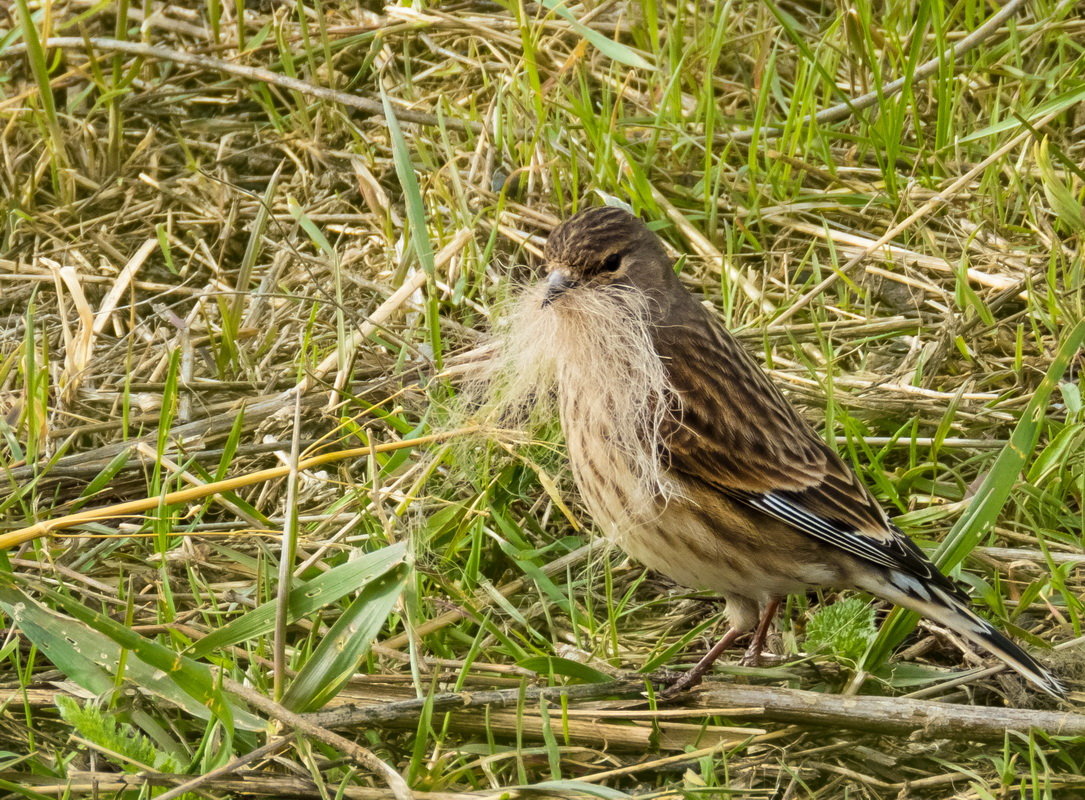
[0,0,1083,797]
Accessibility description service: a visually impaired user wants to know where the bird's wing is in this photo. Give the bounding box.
[656,306,963,597]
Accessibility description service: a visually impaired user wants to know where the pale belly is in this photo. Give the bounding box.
[556,361,841,606]
[560,393,839,602]
[611,497,833,601]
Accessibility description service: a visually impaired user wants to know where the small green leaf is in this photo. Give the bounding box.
[282,563,409,711]
[55,696,180,773]
[288,195,337,259]
[876,662,956,689]
[1034,138,1085,234]
[517,656,615,684]
[806,597,876,663]
[1060,381,1082,415]
[379,92,434,276]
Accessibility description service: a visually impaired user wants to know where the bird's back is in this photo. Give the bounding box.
[651,288,972,603]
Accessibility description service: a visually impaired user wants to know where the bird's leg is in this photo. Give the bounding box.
[740,597,781,667]
[660,625,744,698]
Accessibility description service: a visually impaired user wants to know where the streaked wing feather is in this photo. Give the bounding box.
[657,304,964,598]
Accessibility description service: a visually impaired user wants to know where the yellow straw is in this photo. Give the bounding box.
[0,427,478,550]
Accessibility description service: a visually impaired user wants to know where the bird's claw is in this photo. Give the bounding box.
[739,643,763,667]
[655,668,707,699]
[645,667,685,687]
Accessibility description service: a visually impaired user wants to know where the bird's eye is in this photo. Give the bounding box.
[599,252,622,273]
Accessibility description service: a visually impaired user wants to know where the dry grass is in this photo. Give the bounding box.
[1,0,1084,798]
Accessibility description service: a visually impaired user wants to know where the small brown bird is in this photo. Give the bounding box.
[513,205,1063,697]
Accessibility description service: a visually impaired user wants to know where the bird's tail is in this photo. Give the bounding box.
[859,572,1065,698]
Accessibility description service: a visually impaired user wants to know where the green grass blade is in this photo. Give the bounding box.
[960,84,1085,143]
[189,542,406,658]
[379,91,435,278]
[12,0,70,200]
[380,87,442,368]
[282,562,409,711]
[0,583,261,732]
[536,0,652,69]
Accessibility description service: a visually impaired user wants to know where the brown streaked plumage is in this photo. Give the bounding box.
[535,205,1064,698]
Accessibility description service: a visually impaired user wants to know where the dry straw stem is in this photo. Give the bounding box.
[305,678,1085,743]
[0,427,477,550]
[7,772,483,800]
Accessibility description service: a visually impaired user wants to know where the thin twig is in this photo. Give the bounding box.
[152,738,296,800]
[302,678,1085,742]
[302,677,651,728]
[692,683,1083,740]
[6,770,485,800]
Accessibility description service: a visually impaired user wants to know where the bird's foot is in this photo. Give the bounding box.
[644,667,685,687]
[658,671,703,699]
[656,625,744,699]
[739,642,763,667]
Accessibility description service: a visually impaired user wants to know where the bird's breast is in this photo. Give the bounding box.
[556,360,843,601]
[557,371,653,541]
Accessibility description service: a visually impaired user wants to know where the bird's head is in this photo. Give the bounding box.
[541,206,672,306]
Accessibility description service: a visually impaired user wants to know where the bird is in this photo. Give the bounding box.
[520,204,1064,698]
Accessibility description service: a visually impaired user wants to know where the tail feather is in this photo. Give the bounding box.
[861,571,1065,699]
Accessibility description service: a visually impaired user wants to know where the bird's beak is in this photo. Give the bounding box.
[542,270,575,306]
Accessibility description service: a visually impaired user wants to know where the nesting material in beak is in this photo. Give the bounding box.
[542,270,575,306]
